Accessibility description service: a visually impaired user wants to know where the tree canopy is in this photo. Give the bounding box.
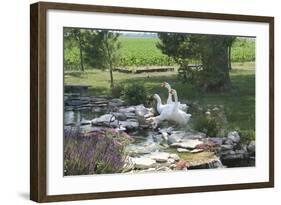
[157,33,236,91]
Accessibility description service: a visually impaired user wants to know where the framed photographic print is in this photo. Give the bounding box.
[30,1,274,202]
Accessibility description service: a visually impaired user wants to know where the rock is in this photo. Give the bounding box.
[175,160,189,170]
[119,106,135,113]
[111,112,127,121]
[177,148,190,153]
[126,142,161,156]
[80,120,92,126]
[134,105,148,116]
[167,131,185,144]
[224,138,234,145]
[190,149,204,153]
[123,112,136,119]
[247,141,255,154]
[131,157,157,169]
[221,153,244,161]
[156,166,172,172]
[221,144,233,151]
[67,99,90,106]
[209,137,223,145]
[149,152,170,163]
[161,132,169,141]
[167,131,206,144]
[109,98,125,107]
[119,120,139,130]
[167,158,175,164]
[188,157,223,169]
[152,134,164,143]
[171,139,203,149]
[227,131,240,143]
[91,114,116,126]
[169,153,180,161]
[159,127,174,135]
[92,107,102,112]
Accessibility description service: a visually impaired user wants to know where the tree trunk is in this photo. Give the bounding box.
[109,66,114,88]
[228,46,232,70]
[77,31,84,72]
[79,42,84,72]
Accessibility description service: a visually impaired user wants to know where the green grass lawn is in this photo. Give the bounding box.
[64,62,255,137]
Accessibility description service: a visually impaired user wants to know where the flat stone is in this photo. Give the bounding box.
[119,107,135,113]
[111,112,127,121]
[131,157,157,169]
[149,152,170,163]
[109,98,125,107]
[156,166,172,172]
[66,99,89,106]
[91,114,116,125]
[119,120,139,130]
[126,143,161,156]
[190,149,204,153]
[221,144,234,151]
[177,148,190,153]
[169,153,180,161]
[171,139,203,149]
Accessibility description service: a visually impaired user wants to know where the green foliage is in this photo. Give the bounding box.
[122,83,148,105]
[231,38,255,62]
[83,30,121,87]
[63,28,88,71]
[111,83,125,98]
[157,33,232,90]
[238,129,255,144]
[119,37,175,66]
[84,31,120,69]
[192,105,228,137]
[193,115,220,137]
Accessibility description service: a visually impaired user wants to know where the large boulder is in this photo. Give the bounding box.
[247,140,255,154]
[227,131,240,143]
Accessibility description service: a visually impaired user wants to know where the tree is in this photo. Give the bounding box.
[157,33,235,91]
[64,28,86,71]
[84,31,121,88]
[225,37,236,70]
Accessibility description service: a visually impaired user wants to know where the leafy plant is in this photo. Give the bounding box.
[192,107,227,137]
[111,83,125,98]
[122,83,148,105]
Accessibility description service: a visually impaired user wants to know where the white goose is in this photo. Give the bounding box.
[152,89,191,128]
[161,82,188,112]
[153,94,173,114]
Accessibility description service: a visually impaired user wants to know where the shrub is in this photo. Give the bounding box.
[192,107,227,137]
[111,84,124,98]
[193,115,220,137]
[63,127,133,176]
[122,83,148,105]
[239,129,255,144]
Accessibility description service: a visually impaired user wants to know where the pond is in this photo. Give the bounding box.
[64,107,255,171]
